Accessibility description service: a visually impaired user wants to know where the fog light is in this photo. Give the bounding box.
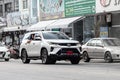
[117,55,119,57]
[79,47,82,51]
[51,47,54,52]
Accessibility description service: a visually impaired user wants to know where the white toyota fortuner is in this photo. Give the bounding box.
[20,31,81,64]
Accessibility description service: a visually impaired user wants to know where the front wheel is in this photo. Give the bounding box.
[82,52,90,62]
[70,57,80,64]
[41,49,51,64]
[21,50,30,64]
[104,52,113,63]
[5,59,9,61]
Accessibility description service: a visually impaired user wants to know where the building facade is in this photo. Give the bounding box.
[1,0,29,46]
[95,0,120,38]
[1,0,120,45]
[29,0,95,43]
[0,0,19,17]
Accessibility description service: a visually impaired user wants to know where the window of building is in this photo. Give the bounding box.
[14,0,19,11]
[112,13,120,26]
[32,0,37,17]
[5,3,12,12]
[0,5,3,16]
[23,0,28,9]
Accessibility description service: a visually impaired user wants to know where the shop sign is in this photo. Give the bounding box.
[7,12,29,27]
[7,12,21,27]
[65,0,95,17]
[96,0,120,13]
[39,0,65,21]
[100,27,108,38]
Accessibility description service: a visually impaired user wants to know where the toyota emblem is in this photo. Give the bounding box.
[67,44,71,47]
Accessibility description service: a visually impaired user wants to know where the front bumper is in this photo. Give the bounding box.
[0,51,10,59]
[50,53,81,60]
[112,54,120,60]
[49,48,81,60]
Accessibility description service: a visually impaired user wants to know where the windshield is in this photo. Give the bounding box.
[42,32,69,40]
[103,39,120,46]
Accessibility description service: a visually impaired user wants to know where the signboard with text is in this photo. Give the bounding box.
[65,0,95,17]
[100,27,108,38]
[96,0,120,13]
[39,0,65,21]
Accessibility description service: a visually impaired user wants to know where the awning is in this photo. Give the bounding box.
[46,16,84,29]
[0,22,6,27]
[3,26,24,32]
[27,20,56,31]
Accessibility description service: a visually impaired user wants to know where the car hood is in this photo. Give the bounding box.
[45,39,79,43]
[0,47,8,52]
[106,46,120,52]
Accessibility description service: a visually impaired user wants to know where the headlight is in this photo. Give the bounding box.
[77,43,81,46]
[47,42,59,46]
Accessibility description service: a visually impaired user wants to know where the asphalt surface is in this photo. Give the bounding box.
[0,59,120,80]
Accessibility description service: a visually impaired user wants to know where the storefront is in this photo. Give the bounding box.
[83,16,95,43]
[27,16,86,43]
[95,0,120,38]
[2,26,26,46]
[46,16,84,40]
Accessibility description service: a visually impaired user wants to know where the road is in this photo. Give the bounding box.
[0,59,120,80]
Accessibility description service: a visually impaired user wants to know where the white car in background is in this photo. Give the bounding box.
[20,31,81,64]
[0,43,10,61]
[82,38,120,63]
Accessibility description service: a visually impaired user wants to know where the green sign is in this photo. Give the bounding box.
[65,0,95,17]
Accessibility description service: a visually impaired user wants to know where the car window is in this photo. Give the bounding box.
[42,32,69,39]
[23,33,35,40]
[34,33,41,40]
[22,33,30,40]
[30,34,35,40]
[87,39,96,46]
[103,39,120,46]
[95,40,103,46]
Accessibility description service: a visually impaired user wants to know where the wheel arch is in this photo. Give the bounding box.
[105,51,111,55]
[40,47,47,56]
[104,51,112,57]
[20,48,27,57]
[82,51,88,54]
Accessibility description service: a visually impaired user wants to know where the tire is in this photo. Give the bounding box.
[41,49,51,64]
[50,59,56,64]
[104,52,113,63]
[82,52,90,62]
[5,59,9,61]
[21,50,30,64]
[70,57,80,64]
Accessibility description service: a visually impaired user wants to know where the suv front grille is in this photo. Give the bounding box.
[58,43,76,46]
[57,48,79,55]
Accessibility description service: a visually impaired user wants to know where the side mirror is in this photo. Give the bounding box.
[34,37,41,40]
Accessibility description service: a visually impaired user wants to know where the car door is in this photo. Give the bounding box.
[85,39,96,58]
[94,39,105,58]
[26,33,36,56]
[31,33,42,56]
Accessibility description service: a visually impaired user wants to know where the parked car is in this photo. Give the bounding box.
[0,42,10,61]
[82,38,120,63]
[20,31,81,64]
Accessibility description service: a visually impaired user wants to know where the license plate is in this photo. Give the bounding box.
[66,51,73,55]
